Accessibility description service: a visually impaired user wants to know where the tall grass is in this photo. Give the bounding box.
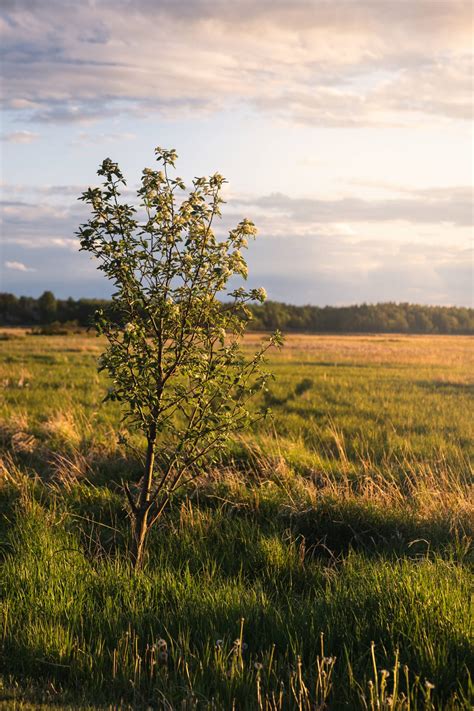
[0,332,473,708]
[1,454,472,709]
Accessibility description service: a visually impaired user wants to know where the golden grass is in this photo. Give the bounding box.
[1,328,473,367]
[199,434,474,541]
[41,409,82,447]
[1,329,472,538]
[243,332,474,369]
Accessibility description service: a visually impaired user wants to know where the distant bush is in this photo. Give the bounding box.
[0,332,23,341]
[29,320,84,336]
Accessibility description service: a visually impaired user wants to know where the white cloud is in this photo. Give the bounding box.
[1,0,471,127]
[1,130,39,143]
[4,260,36,272]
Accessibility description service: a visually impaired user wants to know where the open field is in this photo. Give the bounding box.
[0,332,473,709]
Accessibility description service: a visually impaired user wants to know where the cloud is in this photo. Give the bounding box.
[1,176,471,305]
[234,186,474,227]
[0,195,85,252]
[1,130,39,143]
[1,0,471,126]
[2,183,471,261]
[4,260,36,272]
[5,227,470,305]
[245,232,472,306]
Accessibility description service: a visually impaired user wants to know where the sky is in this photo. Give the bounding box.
[0,0,472,306]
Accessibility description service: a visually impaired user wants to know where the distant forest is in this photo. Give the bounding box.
[0,291,473,334]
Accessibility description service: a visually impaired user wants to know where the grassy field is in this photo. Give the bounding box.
[0,331,472,709]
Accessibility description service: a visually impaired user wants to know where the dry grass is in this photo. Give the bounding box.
[242,332,474,369]
[41,410,83,447]
[198,435,474,547]
[2,328,474,367]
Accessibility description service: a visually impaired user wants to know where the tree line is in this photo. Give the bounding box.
[0,291,472,334]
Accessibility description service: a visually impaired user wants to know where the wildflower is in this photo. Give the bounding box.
[165,299,179,317]
[124,322,135,334]
[241,218,257,237]
[254,662,263,671]
[233,639,247,653]
[251,287,267,302]
[230,251,248,278]
[92,195,102,210]
[425,681,435,690]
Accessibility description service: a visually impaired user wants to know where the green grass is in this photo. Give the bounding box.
[0,332,473,709]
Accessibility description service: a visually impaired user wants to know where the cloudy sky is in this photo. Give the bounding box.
[1,0,472,305]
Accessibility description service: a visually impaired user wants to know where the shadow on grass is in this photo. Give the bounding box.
[415,379,474,395]
[187,485,472,564]
[1,469,471,568]
[286,499,471,561]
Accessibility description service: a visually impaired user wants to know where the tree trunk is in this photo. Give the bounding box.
[130,430,156,570]
[131,507,149,570]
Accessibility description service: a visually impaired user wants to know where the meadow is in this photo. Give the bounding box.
[0,331,472,710]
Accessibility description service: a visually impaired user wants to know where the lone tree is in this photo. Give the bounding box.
[77,146,281,569]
